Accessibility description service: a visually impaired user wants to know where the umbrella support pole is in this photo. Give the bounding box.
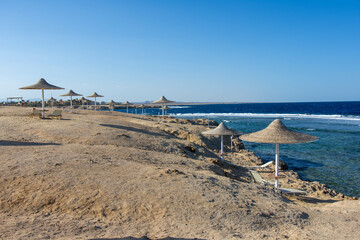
[162,104,166,120]
[275,143,279,189]
[94,97,97,110]
[230,135,233,152]
[221,135,224,159]
[41,89,45,119]
[70,96,73,112]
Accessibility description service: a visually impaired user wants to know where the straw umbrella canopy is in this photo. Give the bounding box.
[202,122,241,157]
[240,119,319,189]
[60,90,82,111]
[151,96,175,117]
[87,92,104,110]
[123,101,132,113]
[19,78,64,118]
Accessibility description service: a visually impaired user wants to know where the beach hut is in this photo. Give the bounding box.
[19,78,64,118]
[240,119,318,189]
[60,90,82,112]
[202,122,241,158]
[151,96,175,117]
[87,92,104,110]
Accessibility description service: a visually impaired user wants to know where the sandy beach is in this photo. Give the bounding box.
[0,106,359,240]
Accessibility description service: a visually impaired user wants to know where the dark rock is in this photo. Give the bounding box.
[184,145,196,153]
[279,160,288,170]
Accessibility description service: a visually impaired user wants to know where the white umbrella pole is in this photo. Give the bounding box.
[230,136,233,152]
[275,143,279,189]
[70,96,73,112]
[41,88,45,119]
[162,104,165,117]
[221,135,224,158]
[94,97,97,110]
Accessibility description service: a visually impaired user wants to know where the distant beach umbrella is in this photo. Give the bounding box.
[83,99,91,109]
[240,119,319,189]
[19,78,64,118]
[87,92,104,110]
[79,97,88,109]
[60,90,82,111]
[151,96,175,117]
[139,104,145,115]
[163,105,171,115]
[107,100,116,111]
[202,122,241,158]
[47,97,56,107]
[123,101,132,113]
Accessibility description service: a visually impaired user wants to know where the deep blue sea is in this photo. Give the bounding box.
[116,102,360,197]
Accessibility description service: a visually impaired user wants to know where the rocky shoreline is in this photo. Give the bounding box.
[155,116,356,201]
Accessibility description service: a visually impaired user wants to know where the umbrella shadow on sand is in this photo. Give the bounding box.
[99,124,175,139]
[0,140,60,146]
[89,237,206,240]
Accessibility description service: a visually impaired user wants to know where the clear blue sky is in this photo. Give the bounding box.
[0,0,359,102]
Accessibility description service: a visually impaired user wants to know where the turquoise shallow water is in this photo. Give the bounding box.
[114,102,360,197]
[213,117,360,198]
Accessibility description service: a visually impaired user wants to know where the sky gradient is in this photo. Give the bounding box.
[0,0,359,102]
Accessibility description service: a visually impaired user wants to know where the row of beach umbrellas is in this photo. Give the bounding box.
[20,79,318,191]
[19,78,175,118]
[202,120,318,189]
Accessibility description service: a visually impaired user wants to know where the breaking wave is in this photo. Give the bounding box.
[171,112,360,122]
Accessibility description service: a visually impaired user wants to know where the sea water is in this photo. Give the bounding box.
[117,102,360,197]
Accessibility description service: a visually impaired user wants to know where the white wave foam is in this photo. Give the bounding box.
[168,106,190,109]
[170,112,360,122]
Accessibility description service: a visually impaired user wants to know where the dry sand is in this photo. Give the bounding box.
[0,106,358,240]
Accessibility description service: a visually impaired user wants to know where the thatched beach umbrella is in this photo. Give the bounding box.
[202,122,241,158]
[83,99,91,109]
[123,101,132,113]
[87,92,104,110]
[151,96,174,117]
[79,97,88,109]
[163,105,171,115]
[60,90,82,111]
[19,78,64,118]
[240,119,318,189]
[107,100,116,111]
[139,104,145,115]
[47,97,56,107]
